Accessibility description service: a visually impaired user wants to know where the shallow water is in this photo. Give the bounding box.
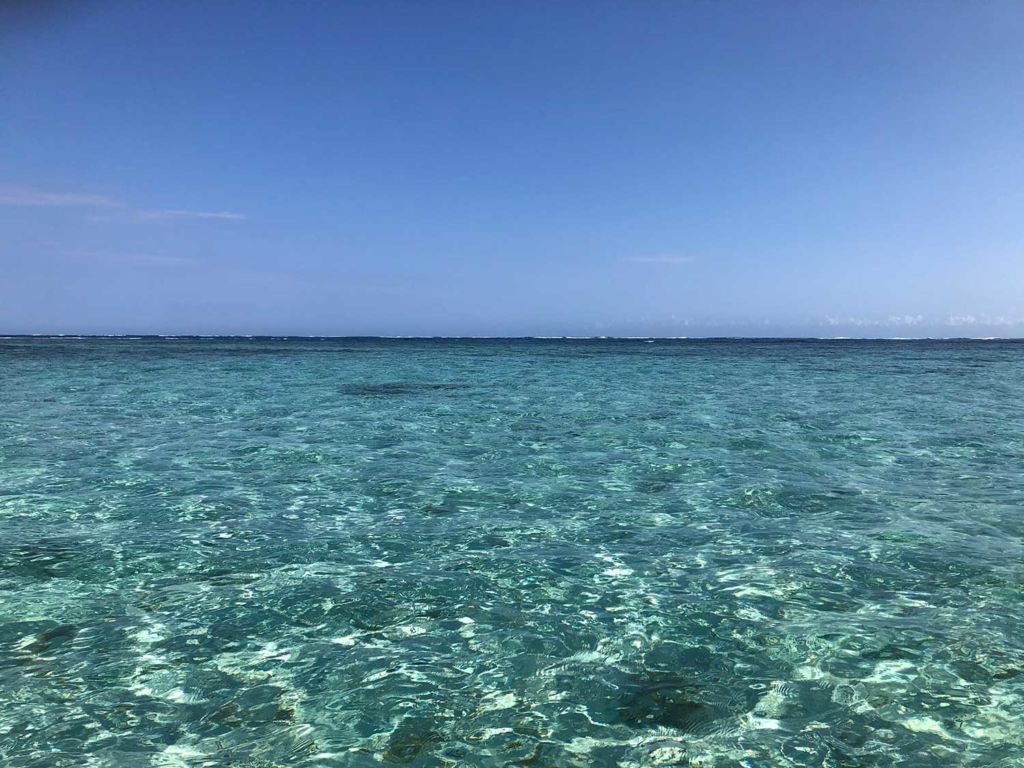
[1,337,1022,767]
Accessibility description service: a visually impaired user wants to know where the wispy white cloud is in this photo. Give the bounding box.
[108,252,200,267]
[0,184,246,221]
[138,209,248,221]
[623,254,695,265]
[0,184,125,209]
[61,248,199,267]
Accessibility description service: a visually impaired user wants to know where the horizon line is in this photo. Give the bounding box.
[2,334,1022,342]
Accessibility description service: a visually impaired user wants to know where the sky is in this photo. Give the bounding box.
[2,1,1023,337]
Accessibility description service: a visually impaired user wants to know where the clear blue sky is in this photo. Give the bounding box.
[2,1,1023,336]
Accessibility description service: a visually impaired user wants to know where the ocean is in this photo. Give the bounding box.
[1,337,1022,767]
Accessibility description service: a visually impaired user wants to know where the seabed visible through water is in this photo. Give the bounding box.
[1,337,1022,767]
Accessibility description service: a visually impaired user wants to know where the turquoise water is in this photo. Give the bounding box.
[1,337,1022,768]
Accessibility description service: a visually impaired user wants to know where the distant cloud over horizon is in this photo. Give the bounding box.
[821,313,1023,333]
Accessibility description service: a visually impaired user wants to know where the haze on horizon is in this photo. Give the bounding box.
[2,1,1023,338]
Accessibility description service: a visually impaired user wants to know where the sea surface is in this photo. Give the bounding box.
[1,337,1022,768]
